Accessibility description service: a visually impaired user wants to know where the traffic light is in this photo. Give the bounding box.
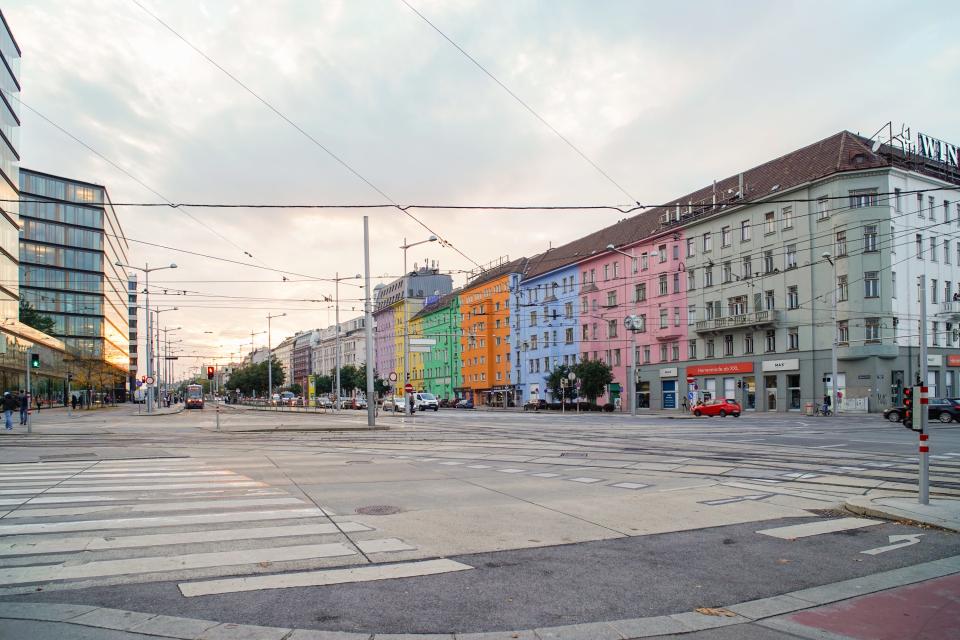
[30,353,39,368]
[902,387,914,430]
[206,366,215,380]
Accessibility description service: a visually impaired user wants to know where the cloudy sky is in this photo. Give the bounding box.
[6,0,960,377]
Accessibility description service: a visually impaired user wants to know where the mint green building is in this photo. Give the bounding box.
[413,291,461,402]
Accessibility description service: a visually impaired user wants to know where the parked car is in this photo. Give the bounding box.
[382,397,414,413]
[883,405,904,422]
[414,392,439,412]
[691,399,741,417]
[523,399,547,411]
[316,396,334,409]
[279,391,296,405]
[884,398,960,423]
[455,398,474,409]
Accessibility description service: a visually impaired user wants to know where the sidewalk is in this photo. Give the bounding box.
[128,404,184,417]
[845,494,960,532]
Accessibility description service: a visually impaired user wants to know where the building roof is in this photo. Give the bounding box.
[411,289,461,322]
[520,130,913,281]
[463,256,529,290]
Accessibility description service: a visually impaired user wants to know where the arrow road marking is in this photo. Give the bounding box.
[861,534,924,556]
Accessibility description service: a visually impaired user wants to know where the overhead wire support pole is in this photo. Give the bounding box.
[364,217,375,427]
[919,274,930,505]
[266,312,286,403]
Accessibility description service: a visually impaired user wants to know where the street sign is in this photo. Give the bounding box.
[409,338,436,346]
[404,383,414,393]
[388,372,398,382]
[145,376,155,386]
[410,346,432,353]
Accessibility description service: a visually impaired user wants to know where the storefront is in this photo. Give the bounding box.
[687,362,754,408]
[659,367,678,409]
[762,359,801,411]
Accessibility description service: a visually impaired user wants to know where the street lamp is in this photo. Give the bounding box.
[607,244,640,416]
[332,273,361,410]
[399,235,437,415]
[116,261,177,413]
[822,252,838,417]
[266,312,286,400]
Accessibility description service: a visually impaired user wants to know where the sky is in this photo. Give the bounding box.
[6,0,960,379]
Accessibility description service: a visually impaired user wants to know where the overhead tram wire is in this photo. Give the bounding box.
[399,0,639,206]
[2,91,269,269]
[129,0,480,268]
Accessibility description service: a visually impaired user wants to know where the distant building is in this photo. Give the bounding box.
[291,329,319,390]
[273,335,295,383]
[410,290,461,401]
[313,317,366,378]
[127,273,137,394]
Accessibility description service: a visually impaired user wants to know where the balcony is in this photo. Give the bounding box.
[937,301,960,321]
[694,309,780,334]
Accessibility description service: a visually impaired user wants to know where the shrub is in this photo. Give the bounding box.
[602,403,615,412]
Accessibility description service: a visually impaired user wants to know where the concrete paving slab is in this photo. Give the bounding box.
[533,621,624,639]
[669,610,747,631]
[287,629,372,640]
[845,495,960,532]
[70,607,157,631]
[128,614,220,639]
[0,601,97,621]
[726,594,813,619]
[608,615,690,637]
[198,621,292,640]
[454,631,539,640]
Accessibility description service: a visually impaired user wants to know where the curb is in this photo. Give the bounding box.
[844,496,960,533]
[1,555,958,639]
[130,407,185,418]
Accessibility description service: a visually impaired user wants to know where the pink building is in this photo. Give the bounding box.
[579,230,688,410]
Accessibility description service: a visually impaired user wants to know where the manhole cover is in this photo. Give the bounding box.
[560,452,588,458]
[355,505,401,516]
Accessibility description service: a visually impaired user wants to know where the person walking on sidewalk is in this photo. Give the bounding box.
[17,389,27,425]
[2,391,17,430]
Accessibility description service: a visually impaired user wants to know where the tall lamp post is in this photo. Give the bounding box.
[822,253,839,417]
[400,235,437,415]
[116,262,177,413]
[608,245,639,416]
[266,312,286,400]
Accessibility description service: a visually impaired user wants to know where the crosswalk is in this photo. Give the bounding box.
[0,457,436,596]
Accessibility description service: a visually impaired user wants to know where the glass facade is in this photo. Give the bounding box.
[0,11,19,324]
[19,169,131,383]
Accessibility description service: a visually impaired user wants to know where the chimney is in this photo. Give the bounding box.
[738,172,744,197]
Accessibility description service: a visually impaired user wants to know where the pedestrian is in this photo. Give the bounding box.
[2,391,15,430]
[17,389,26,425]
[682,397,689,412]
[35,395,41,412]
[71,394,78,410]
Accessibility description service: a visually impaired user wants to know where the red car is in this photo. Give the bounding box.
[691,399,741,417]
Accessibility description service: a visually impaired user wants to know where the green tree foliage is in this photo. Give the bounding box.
[19,301,55,334]
[287,383,303,396]
[572,360,614,404]
[313,374,333,394]
[226,358,285,396]
[545,364,576,403]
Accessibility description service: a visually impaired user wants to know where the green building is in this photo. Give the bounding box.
[412,291,461,402]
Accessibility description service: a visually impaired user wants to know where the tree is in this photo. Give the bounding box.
[19,301,55,334]
[545,364,575,403]
[313,374,333,394]
[226,358,284,396]
[288,383,303,396]
[572,360,614,404]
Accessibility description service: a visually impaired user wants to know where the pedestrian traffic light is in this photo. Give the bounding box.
[902,386,913,429]
[206,366,215,380]
[30,353,39,368]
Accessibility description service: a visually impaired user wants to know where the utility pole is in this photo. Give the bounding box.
[919,274,930,505]
[364,216,375,427]
[25,351,31,433]
[823,253,839,416]
[266,312,285,402]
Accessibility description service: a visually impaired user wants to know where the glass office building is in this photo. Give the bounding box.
[0,11,20,322]
[19,169,131,396]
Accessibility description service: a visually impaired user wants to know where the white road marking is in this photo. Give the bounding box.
[861,534,923,556]
[780,472,821,480]
[568,477,602,484]
[466,465,491,469]
[355,538,416,553]
[610,482,648,490]
[179,558,473,597]
[0,543,356,585]
[438,461,464,466]
[497,468,525,474]
[757,518,881,539]
[0,481,266,496]
[0,507,330,536]
[5,497,304,519]
[0,522,372,556]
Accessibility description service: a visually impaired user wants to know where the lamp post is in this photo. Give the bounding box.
[608,244,639,416]
[248,330,265,397]
[822,252,839,417]
[159,327,181,405]
[116,262,177,413]
[152,307,178,402]
[266,312,286,400]
[400,235,437,415]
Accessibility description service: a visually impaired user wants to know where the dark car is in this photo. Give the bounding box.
[885,398,960,423]
[523,399,547,411]
[455,399,474,409]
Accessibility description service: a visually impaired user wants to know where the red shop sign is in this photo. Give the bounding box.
[686,362,754,376]
[947,354,960,367]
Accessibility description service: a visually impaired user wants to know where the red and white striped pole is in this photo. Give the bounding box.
[919,386,929,505]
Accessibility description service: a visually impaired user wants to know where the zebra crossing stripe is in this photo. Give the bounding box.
[0,481,266,496]
[5,496,306,519]
[757,518,881,539]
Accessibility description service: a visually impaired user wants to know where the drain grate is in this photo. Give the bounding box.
[355,505,402,516]
[808,508,851,518]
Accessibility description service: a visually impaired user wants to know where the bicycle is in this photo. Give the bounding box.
[814,404,832,417]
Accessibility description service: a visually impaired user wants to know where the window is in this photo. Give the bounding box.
[671,343,680,361]
[565,302,573,317]
[932,321,939,346]
[837,275,848,302]
[604,264,610,281]
[635,283,646,302]
[764,250,774,274]
[729,295,747,316]
[787,285,799,309]
[581,324,588,340]
[614,349,621,366]
[530,311,537,326]
[946,282,952,304]
[687,270,695,290]
[932,279,939,303]
[631,257,638,274]
[724,334,734,356]
[740,220,751,241]
[673,273,680,293]
[688,304,696,325]
[782,206,793,229]
[703,233,712,252]
[686,238,695,257]
[864,271,879,298]
[931,237,938,262]
[788,327,799,351]
[704,267,713,287]
[764,290,775,310]
[641,253,648,270]
[658,274,668,296]
[817,197,829,219]
[581,296,588,313]
[606,291,617,307]
[917,234,924,258]
[742,255,753,278]
[744,334,754,354]
[688,340,697,359]
[705,340,715,358]
[673,307,680,327]
[722,261,732,283]
[530,335,538,350]
[613,262,620,279]
[765,330,776,352]
[643,346,651,363]
[721,226,731,247]
[659,344,668,362]
[849,189,878,208]
[946,240,951,264]
[835,231,847,257]
[863,225,878,252]
[608,319,618,338]
[659,244,667,263]
[637,314,646,332]
[838,320,849,344]
[786,244,797,269]
[764,212,775,234]
[865,318,880,343]
[659,308,668,329]
[895,188,902,212]
[930,196,936,221]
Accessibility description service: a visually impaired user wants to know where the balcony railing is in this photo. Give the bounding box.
[937,301,960,317]
[694,309,780,333]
